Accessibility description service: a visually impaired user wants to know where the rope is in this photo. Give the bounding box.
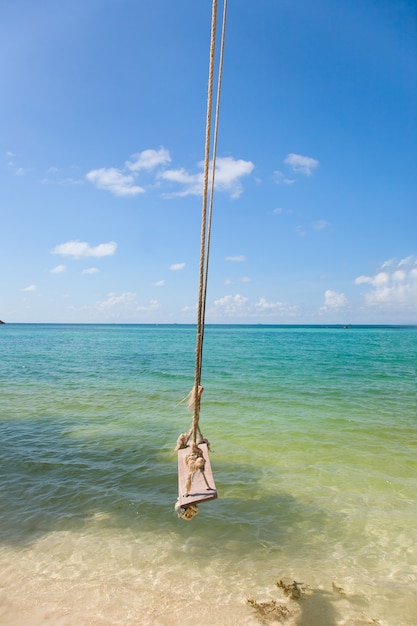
[175,0,227,520]
[200,0,228,380]
[192,0,227,444]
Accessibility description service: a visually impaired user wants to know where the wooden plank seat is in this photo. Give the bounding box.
[177,442,217,507]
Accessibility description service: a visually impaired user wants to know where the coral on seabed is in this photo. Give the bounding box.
[246,598,290,624]
[247,578,382,624]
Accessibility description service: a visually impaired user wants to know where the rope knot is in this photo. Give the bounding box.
[183,442,213,497]
[187,385,204,412]
[175,501,199,520]
[175,431,190,451]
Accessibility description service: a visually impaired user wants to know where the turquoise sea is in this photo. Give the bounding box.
[0,324,416,625]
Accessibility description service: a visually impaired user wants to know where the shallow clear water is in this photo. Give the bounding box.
[0,324,416,625]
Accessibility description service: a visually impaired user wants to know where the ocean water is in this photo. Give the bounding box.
[0,323,416,626]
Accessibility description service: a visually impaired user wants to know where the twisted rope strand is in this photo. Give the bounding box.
[199,0,228,382]
[192,0,219,444]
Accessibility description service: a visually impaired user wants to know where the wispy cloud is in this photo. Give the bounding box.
[52,240,117,259]
[273,170,296,185]
[295,219,329,236]
[95,292,160,316]
[354,256,417,310]
[15,167,31,176]
[41,166,84,186]
[169,263,186,271]
[225,255,246,262]
[82,267,99,275]
[153,280,165,286]
[50,265,67,274]
[125,148,171,172]
[58,177,84,186]
[211,294,298,318]
[23,285,37,292]
[312,220,330,231]
[97,292,136,309]
[255,298,298,315]
[284,153,319,176]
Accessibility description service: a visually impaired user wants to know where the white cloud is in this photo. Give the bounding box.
[82,267,99,275]
[161,156,254,198]
[354,256,417,311]
[213,157,255,198]
[213,294,248,315]
[86,168,144,196]
[320,289,349,311]
[125,148,171,172]
[255,298,298,315]
[355,271,389,287]
[169,263,185,271]
[240,276,251,283]
[86,149,253,199]
[225,255,246,262]
[393,270,406,282]
[284,153,319,175]
[6,151,16,157]
[23,285,37,292]
[375,272,389,286]
[153,280,165,286]
[50,265,66,274]
[211,294,298,318]
[354,275,373,285]
[162,167,197,189]
[52,240,117,259]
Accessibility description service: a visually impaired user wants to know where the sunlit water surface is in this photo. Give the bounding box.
[0,324,416,625]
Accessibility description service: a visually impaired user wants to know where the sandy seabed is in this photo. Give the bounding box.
[1,523,416,626]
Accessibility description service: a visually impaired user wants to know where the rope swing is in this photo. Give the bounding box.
[175,0,228,521]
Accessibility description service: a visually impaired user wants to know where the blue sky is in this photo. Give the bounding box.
[1,0,416,324]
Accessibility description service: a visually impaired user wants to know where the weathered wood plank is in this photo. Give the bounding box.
[177,442,217,507]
